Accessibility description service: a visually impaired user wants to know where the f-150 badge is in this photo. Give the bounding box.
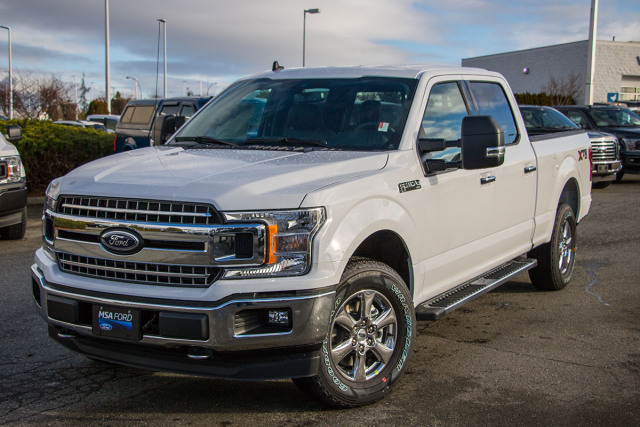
[398,180,421,193]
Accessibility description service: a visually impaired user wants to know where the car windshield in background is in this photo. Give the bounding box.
[520,107,579,131]
[587,108,640,127]
[172,77,418,151]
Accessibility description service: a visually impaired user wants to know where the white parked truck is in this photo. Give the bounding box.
[32,65,592,407]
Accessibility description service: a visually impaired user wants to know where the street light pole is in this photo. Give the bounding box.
[303,8,320,67]
[105,0,111,113]
[158,19,167,98]
[0,25,12,119]
[126,76,141,99]
[73,74,78,120]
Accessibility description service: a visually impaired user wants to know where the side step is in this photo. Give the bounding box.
[415,258,537,321]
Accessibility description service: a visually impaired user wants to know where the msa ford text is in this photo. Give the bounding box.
[32,66,592,407]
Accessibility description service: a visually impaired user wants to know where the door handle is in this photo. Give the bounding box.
[481,176,496,185]
[524,165,537,174]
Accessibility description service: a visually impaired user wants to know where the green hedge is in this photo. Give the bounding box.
[0,120,114,195]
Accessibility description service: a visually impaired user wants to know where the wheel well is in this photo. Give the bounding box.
[559,178,580,217]
[351,230,412,292]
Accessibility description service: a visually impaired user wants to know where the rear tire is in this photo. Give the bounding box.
[528,203,577,291]
[0,207,27,240]
[294,258,415,407]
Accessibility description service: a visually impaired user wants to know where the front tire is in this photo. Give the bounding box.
[528,203,577,291]
[294,258,416,407]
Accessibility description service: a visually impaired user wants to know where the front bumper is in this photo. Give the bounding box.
[621,151,640,172]
[0,184,27,227]
[31,263,335,380]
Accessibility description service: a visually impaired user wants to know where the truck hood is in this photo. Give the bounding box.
[56,146,388,210]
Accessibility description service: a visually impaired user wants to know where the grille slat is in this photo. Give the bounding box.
[57,196,222,225]
[591,140,617,162]
[58,252,218,287]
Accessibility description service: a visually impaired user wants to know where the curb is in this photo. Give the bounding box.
[28,197,45,207]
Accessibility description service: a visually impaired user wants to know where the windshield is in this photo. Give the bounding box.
[171,77,418,151]
[587,108,640,127]
[520,107,578,131]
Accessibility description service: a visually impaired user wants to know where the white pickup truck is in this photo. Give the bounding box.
[32,65,592,407]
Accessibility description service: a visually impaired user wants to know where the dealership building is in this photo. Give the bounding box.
[462,40,640,105]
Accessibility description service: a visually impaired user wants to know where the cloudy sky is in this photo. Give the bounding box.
[0,0,638,100]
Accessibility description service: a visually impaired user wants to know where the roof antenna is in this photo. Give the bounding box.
[272,61,284,72]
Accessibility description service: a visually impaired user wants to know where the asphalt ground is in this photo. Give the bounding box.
[1,176,638,426]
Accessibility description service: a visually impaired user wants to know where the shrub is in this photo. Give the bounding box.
[0,120,114,195]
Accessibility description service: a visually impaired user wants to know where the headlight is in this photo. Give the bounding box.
[0,155,25,184]
[620,137,640,151]
[42,178,63,261]
[222,208,325,278]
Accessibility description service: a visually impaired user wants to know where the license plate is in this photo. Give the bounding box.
[92,304,141,341]
[597,164,608,173]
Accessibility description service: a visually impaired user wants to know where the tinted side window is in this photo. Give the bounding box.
[180,104,196,118]
[420,82,469,162]
[564,111,589,128]
[469,82,518,144]
[160,104,180,116]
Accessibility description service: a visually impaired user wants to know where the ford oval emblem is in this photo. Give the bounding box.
[100,322,113,331]
[100,228,144,255]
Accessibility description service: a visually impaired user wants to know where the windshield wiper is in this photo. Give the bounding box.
[245,137,330,149]
[174,136,238,146]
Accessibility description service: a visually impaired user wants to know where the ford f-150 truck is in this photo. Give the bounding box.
[32,65,592,407]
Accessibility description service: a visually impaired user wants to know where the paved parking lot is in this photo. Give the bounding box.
[1,177,639,426]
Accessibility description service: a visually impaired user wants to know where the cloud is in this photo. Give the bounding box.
[0,0,637,98]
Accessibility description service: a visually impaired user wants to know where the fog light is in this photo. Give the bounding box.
[268,309,291,327]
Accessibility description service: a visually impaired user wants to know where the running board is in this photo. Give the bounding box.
[415,258,537,321]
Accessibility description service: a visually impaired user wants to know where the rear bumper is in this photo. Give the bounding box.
[31,263,335,380]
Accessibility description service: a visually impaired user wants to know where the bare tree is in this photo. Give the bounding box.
[543,72,582,105]
[0,72,73,119]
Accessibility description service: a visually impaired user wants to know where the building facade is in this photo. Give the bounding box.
[462,40,640,105]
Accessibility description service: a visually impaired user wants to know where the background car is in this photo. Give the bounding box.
[86,114,120,131]
[0,125,26,239]
[554,105,640,181]
[520,105,621,187]
[53,120,113,133]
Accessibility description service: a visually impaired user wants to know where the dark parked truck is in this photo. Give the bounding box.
[114,96,211,152]
[555,105,640,181]
[520,105,621,186]
[0,125,26,239]
[33,66,592,407]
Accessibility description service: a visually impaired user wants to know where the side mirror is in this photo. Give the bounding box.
[5,124,22,142]
[461,116,505,170]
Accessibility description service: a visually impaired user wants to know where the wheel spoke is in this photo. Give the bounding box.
[331,339,354,364]
[370,342,394,364]
[353,352,368,382]
[361,290,376,319]
[333,308,357,331]
[372,307,397,330]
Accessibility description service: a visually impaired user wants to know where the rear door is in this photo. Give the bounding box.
[466,78,537,260]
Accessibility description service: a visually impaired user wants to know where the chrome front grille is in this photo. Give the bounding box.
[591,139,617,162]
[58,252,219,287]
[57,196,222,225]
[47,195,265,287]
